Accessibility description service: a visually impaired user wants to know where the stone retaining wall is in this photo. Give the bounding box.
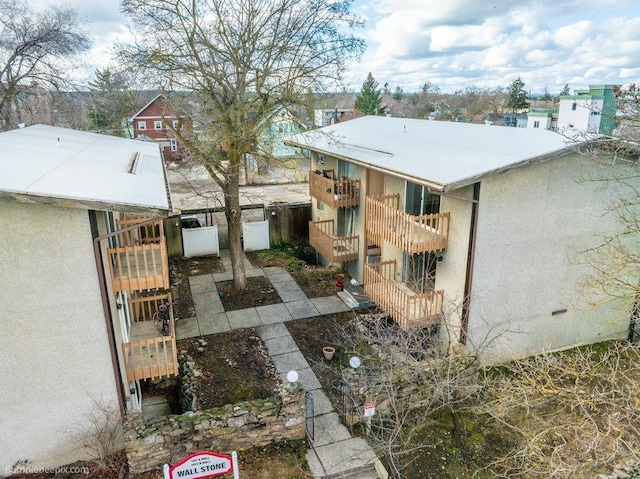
[124,386,305,474]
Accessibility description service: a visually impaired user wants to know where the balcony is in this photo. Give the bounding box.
[364,260,443,329]
[106,217,177,382]
[366,194,449,254]
[107,217,169,294]
[309,220,359,263]
[122,292,178,382]
[309,169,360,208]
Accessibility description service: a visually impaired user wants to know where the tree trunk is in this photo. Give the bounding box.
[223,168,247,291]
[451,410,466,448]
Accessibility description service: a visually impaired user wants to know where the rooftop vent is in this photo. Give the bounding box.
[126,152,141,174]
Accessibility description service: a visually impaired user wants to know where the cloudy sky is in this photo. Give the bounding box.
[35,0,640,94]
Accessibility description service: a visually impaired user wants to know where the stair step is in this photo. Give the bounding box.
[338,285,376,310]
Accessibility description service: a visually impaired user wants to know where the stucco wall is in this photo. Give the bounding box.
[0,200,119,474]
[467,153,633,362]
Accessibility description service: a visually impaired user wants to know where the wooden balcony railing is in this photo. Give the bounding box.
[107,217,169,294]
[364,260,443,329]
[366,194,449,254]
[108,243,169,293]
[122,335,178,382]
[123,298,178,382]
[309,170,360,208]
[128,292,172,322]
[116,214,163,246]
[309,220,359,263]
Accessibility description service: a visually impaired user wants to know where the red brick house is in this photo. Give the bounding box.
[129,94,189,161]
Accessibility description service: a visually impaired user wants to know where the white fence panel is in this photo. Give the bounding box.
[243,220,270,251]
[182,226,220,257]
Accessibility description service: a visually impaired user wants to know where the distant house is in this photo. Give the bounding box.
[243,107,310,183]
[286,116,638,364]
[503,112,528,128]
[0,125,176,472]
[314,108,358,127]
[527,108,558,130]
[130,93,190,161]
[556,85,618,135]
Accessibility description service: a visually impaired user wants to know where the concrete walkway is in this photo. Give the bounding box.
[174,251,385,479]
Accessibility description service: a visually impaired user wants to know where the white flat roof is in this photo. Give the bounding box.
[0,125,170,212]
[286,116,574,191]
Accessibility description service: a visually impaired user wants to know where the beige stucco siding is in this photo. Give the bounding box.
[0,200,119,473]
[467,153,632,362]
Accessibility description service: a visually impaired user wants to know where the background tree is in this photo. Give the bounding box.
[391,86,403,101]
[0,0,89,130]
[561,83,571,96]
[120,0,364,290]
[412,81,440,119]
[87,67,146,137]
[505,77,529,113]
[355,72,386,115]
[540,86,552,102]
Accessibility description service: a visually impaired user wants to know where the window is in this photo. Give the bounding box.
[571,102,577,111]
[405,181,440,216]
[172,120,179,129]
[533,121,540,128]
[154,120,162,130]
[169,139,177,152]
[137,121,146,131]
[591,111,601,116]
[403,252,438,293]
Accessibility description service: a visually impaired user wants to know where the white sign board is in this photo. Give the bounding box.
[164,451,239,479]
[364,401,376,418]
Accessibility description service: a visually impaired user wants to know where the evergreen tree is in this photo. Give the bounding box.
[505,77,529,112]
[392,86,404,101]
[561,83,571,96]
[355,72,386,115]
[87,67,142,137]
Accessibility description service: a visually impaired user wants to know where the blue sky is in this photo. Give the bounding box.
[35,0,640,94]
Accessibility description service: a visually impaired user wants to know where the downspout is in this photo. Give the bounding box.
[92,215,168,414]
[459,183,481,345]
[92,232,126,415]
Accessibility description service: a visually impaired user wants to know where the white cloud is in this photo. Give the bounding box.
[347,0,640,92]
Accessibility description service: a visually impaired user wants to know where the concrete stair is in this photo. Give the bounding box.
[337,285,376,310]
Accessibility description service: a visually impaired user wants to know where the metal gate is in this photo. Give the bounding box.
[305,391,315,443]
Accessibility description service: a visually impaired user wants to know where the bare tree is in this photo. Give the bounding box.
[569,85,640,337]
[119,0,364,289]
[329,310,503,478]
[0,0,90,130]
[478,342,640,477]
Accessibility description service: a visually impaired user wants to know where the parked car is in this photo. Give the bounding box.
[181,215,203,229]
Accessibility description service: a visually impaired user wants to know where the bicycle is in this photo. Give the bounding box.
[153,301,172,336]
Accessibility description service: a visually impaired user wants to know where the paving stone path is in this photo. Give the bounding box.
[174,250,385,479]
